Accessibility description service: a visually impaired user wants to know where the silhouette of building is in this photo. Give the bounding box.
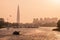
[33,18,39,24]
[32,17,58,26]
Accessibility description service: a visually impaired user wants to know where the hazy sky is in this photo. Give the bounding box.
[0,0,60,23]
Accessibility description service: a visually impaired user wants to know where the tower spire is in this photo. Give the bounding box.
[17,5,20,28]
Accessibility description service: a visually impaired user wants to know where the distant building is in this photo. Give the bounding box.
[51,18,58,23]
[33,18,39,24]
[32,17,58,26]
[33,18,39,27]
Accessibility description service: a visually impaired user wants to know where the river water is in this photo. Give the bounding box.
[0,27,60,40]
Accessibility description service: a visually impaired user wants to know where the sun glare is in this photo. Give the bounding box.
[52,0,60,4]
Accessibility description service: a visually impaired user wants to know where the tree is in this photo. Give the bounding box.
[57,20,60,29]
[0,18,4,28]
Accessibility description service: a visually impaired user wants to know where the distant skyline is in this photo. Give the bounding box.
[0,0,60,23]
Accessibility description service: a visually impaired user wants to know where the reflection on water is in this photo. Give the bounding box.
[1,34,56,40]
[0,27,59,40]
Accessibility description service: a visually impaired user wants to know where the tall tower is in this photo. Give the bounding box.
[17,5,20,28]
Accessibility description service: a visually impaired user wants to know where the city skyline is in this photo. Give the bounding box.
[0,0,60,23]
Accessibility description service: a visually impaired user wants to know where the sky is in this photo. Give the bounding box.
[0,0,60,23]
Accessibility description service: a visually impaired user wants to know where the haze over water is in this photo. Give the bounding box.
[0,27,60,40]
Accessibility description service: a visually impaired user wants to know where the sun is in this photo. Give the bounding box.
[52,0,60,4]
